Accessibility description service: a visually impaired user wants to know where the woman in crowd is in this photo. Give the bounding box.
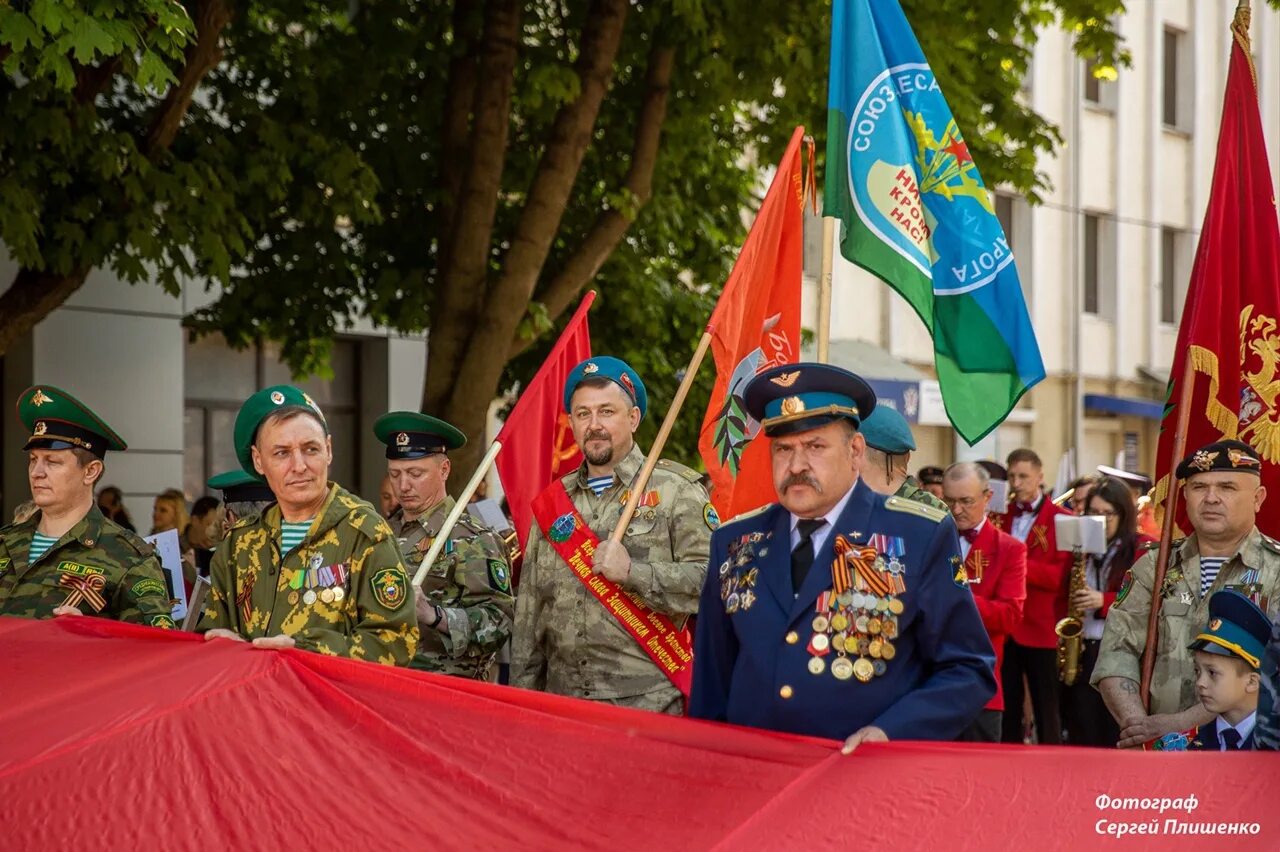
[97,485,136,532]
[1060,476,1156,747]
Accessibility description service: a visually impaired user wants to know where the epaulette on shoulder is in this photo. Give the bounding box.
[721,503,775,528]
[1260,534,1280,555]
[884,495,947,523]
[115,527,157,557]
[655,458,703,484]
[230,512,259,531]
[1139,539,1161,552]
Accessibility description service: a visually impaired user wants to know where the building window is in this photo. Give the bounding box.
[183,335,361,499]
[1083,59,1116,110]
[1160,227,1188,324]
[1083,214,1100,315]
[1163,27,1191,130]
[995,192,1032,307]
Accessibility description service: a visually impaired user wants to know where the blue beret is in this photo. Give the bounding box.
[742,362,876,437]
[563,357,648,419]
[859,405,916,454]
[1188,589,1273,669]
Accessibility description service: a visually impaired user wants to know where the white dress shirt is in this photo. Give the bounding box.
[1010,494,1043,542]
[789,482,858,559]
[1215,712,1257,750]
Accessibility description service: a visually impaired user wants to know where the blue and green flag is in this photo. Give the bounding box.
[824,0,1044,444]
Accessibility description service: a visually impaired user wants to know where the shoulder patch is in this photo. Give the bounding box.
[1114,569,1135,606]
[488,558,511,593]
[704,503,720,531]
[722,503,775,528]
[149,614,176,630]
[884,495,947,522]
[131,578,168,598]
[655,458,703,484]
[370,566,409,610]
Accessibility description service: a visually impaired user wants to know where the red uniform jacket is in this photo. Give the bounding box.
[964,521,1027,711]
[1097,534,1158,619]
[991,495,1072,648]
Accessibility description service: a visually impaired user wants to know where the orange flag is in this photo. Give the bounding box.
[496,291,594,555]
[698,127,807,519]
[1153,24,1280,535]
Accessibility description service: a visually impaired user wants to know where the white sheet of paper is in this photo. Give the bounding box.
[1054,514,1107,554]
[470,498,513,533]
[143,528,188,620]
[988,479,1009,515]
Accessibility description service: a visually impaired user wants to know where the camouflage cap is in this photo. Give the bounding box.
[232,385,326,474]
[17,385,126,458]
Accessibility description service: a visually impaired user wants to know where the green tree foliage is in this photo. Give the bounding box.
[1,0,1161,478]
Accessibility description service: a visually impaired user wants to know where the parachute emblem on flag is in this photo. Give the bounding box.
[1238,304,1280,463]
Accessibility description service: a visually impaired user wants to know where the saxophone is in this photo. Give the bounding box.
[1055,548,1087,685]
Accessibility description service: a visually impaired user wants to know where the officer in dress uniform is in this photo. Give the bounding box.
[690,363,995,751]
[375,411,513,680]
[0,386,174,627]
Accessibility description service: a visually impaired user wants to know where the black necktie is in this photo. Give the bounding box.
[791,519,826,593]
[1222,728,1242,750]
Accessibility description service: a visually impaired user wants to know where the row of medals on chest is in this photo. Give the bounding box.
[809,589,904,682]
[286,554,348,606]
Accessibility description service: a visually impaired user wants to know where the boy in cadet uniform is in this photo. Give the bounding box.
[198,385,418,665]
[690,363,995,752]
[1185,590,1272,750]
[375,411,513,680]
[0,386,174,627]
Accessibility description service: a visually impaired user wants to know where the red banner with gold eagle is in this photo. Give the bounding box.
[1153,26,1280,536]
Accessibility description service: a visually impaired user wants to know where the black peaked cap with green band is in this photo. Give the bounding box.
[18,385,127,459]
[233,385,327,475]
[207,469,275,503]
[373,411,466,460]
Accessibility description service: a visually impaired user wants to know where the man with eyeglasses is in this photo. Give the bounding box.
[1093,439,1280,748]
[943,462,1027,742]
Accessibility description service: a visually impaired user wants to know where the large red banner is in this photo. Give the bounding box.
[2,616,1276,850]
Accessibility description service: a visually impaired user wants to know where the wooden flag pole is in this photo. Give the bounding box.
[817,217,835,363]
[608,330,713,544]
[412,440,503,589]
[1139,357,1195,709]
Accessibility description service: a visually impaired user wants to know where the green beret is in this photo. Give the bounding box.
[232,385,326,475]
[373,411,466,459]
[859,406,916,454]
[17,385,126,459]
[207,469,275,503]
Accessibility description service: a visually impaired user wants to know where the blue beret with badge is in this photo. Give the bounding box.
[563,356,648,419]
[859,405,916,454]
[742,362,876,438]
[1188,589,1273,670]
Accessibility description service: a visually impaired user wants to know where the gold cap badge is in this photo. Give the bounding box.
[780,396,805,416]
[396,432,409,447]
[1190,450,1219,472]
[33,421,47,436]
[583,362,599,374]
[770,371,800,388]
[270,391,285,405]
[30,389,53,407]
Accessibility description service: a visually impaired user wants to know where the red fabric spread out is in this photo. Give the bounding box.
[1,616,1276,851]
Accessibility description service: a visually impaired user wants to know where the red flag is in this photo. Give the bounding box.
[698,127,807,519]
[496,291,593,553]
[1154,29,1280,534]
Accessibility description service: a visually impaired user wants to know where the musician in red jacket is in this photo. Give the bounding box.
[944,462,1027,742]
[990,448,1073,744]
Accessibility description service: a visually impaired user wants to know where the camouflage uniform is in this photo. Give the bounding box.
[1259,621,1279,750]
[389,496,513,679]
[1091,528,1280,715]
[895,475,948,513]
[0,504,175,627]
[199,483,418,665]
[511,444,714,714]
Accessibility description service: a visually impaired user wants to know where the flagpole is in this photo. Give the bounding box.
[1139,357,1195,709]
[412,440,504,589]
[608,330,713,544]
[817,217,835,362]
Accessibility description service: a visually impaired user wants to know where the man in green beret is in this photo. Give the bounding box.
[855,406,948,512]
[1093,439,1280,748]
[197,385,418,665]
[512,357,713,714]
[375,411,513,680]
[0,386,175,627]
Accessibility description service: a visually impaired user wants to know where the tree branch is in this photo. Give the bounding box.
[0,267,91,355]
[424,0,521,411]
[484,0,629,319]
[73,57,124,104]
[438,0,481,245]
[508,42,674,360]
[142,0,232,156]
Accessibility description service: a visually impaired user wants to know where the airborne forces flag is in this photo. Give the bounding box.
[698,127,807,519]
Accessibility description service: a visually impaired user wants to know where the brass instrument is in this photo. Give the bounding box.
[1055,547,1087,685]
